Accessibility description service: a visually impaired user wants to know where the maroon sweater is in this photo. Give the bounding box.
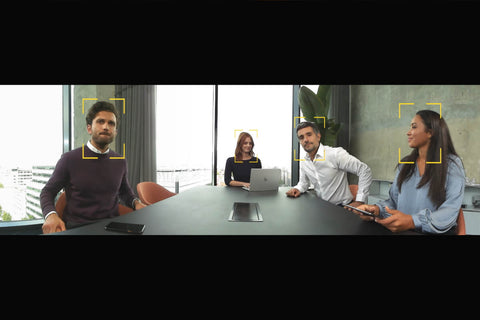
[40,145,137,225]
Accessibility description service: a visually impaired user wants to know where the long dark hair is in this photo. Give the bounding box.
[396,110,461,209]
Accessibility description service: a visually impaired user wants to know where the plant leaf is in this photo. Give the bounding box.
[323,132,337,147]
[317,85,331,117]
[298,86,323,121]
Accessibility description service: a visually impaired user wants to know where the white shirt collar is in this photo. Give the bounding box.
[87,140,110,154]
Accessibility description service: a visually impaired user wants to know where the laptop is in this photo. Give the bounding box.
[242,168,281,192]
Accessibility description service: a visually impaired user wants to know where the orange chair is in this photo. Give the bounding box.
[456,208,466,235]
[349,184,359,201]
[137,181,176,206]
[54,191,133,220]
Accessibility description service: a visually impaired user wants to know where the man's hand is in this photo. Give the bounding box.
[285,188,301,198]
[42,213,66,234]
[374,206,415,233]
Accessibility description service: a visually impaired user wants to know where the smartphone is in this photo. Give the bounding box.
[104,221,145,234]
[344,204,376,217]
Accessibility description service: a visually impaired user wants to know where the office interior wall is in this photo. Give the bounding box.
[350,85,480,183]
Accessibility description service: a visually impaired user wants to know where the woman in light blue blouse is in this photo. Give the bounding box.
[356,110,465,234]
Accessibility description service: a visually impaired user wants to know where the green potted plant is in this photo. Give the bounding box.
[298,85,342,147]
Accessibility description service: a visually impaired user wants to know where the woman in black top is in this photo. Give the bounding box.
[224,132,262,187]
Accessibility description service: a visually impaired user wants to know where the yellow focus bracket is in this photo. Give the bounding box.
[82,98,126,160]
[294,149,325,162]
[109,98,126,114]
[82,98,98,114]
[293,149,304,162]
[398,148,414,164]
[293,117,326,162]
[82,143,126,160]
[425,103,442,118]
[249,129,259,138]
[398,102,442,164]
[234,155,243,163]
[293,116,326,128]
[233,129,259,163]
[234,129,243,138]
[234,154,260,164]
[398,102,442,119]
[426,148,442,164]
[109,143,126,160]
[82,144,98,160]
[82,97,126,114]
[398,148,442,164]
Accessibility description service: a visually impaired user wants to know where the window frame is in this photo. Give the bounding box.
[0,85,70,233]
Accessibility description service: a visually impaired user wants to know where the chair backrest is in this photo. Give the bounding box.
[54,191,133,219]
[349,184,359,201]
[456,208,466,235]
[137,181,176,206]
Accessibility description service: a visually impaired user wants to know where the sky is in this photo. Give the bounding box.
[0,85,63,169]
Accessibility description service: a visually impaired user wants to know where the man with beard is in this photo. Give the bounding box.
[286,121,372,208]
[40,101,145,233]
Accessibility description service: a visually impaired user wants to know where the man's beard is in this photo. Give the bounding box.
[302,142,316,153]
[92,132,114,149]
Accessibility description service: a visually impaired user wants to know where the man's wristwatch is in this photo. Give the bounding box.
[132,198,142,210]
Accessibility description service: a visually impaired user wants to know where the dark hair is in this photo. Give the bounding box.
[235,132,255,159]
[85,101,120,128]
[396,110,461,209]
[296,121,320,135]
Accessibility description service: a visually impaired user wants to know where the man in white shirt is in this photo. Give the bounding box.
[286,121,372,207]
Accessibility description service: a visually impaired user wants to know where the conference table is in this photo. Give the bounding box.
[55,185,419,235]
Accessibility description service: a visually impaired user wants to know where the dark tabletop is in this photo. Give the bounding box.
[54,186,418,235]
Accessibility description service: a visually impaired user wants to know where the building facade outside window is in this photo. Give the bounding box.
[0,85,63,222]
[156,85,215,193]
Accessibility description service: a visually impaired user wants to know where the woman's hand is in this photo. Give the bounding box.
[228,181,250,188]
[374,206,415,232]
[351,204,379,222]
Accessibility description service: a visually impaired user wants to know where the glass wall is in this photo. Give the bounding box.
[217,85,293,186]
[156,85,215,192]
[0,85,63,221]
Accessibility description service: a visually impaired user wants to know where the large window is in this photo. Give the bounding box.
[0,85,63,222]
[217,85,293,186]
[156,85,293,192]
[156,85,215,192]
